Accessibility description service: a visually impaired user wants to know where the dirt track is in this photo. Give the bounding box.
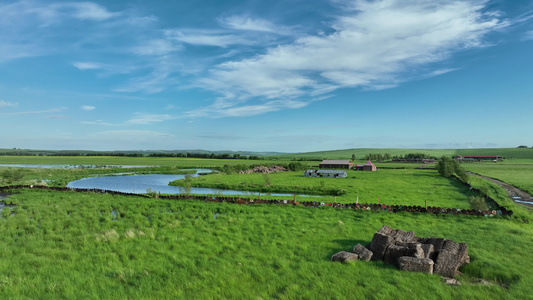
[467,172,533,208]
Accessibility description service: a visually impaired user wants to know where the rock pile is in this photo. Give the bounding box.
[332,225,470,278]
[239,165,288,174]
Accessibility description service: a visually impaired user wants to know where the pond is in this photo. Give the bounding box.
[66,169,316,197]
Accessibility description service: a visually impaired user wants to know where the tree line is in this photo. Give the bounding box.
[0,150,263,160]
[360,153,435,162]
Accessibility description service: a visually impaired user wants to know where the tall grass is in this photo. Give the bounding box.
[0,189,532,299]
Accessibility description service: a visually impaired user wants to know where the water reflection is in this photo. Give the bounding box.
[66,170,313,197]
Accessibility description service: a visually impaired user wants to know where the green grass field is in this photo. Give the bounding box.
[0,189,531,299]
[266,147,533,161]
[463,163,533,195]
[1,154,533,298]
[170,169,478,209]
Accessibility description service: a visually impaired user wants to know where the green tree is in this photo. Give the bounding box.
[436,156,468,182]
[351,154,356,161]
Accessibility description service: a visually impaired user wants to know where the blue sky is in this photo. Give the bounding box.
[1,0,532,153]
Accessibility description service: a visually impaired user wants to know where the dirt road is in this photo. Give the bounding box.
[467,172,533,208]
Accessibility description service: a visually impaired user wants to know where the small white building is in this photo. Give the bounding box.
[304,170,347,178]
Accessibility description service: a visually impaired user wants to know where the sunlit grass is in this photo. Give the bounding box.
[171,168,476,209]
[0,189,532,299]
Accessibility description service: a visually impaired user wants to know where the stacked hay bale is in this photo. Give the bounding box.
[332,225,469,278]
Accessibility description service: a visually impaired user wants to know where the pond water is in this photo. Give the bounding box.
[66,170,314,197]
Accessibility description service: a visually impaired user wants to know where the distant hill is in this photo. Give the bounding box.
[2,147,532,160]
[265,148,533,161]
[0,148,286,157]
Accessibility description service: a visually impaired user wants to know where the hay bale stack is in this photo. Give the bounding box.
[398,257,434,273]
[331,251,359,263]
[333,226,470,279]
[434,240,469,277]
[352,243,373,261]
[383,243,424,266]
[368,233,394,261]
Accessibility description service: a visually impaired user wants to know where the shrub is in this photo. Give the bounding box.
[470,196,489,210]
[0,168,25,184]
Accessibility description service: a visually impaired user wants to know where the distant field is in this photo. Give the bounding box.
[0,156,289,168]
[269,148,533,161]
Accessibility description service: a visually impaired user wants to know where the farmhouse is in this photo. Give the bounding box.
[304,170,347,178]
[454,155,503,162]
[319,160,353,169]
[355,160,377,171]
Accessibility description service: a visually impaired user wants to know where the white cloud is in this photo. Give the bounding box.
[126,113,176,125]
[165,29,253,47]
[0,100,17,108]
[132,39,182,56]
[62,2,118,21]
[6,107,66,115]
[522,30,533,41]
[73,62,103,70]
[72,61,139,75]
[81,105,95,111]
[0,1,117,26]
[218,15,292,35]
[191,0,507,117]
[81,120,114,126]
[186,99,309,118]
[114,69,175,93]
[0,1,121,64]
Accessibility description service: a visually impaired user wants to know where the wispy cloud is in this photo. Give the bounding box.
[522,30,533,41]
[0,100,17,108]
[81,105,95,111]
[6,107,66,116]
[45,115,68,119]
[73,62,104,70]
[165,29,254,48]
[126,113,177,125]
[81,120,115,126]
[61,2,119,21]
[0,1,121,64]
[3,1,119,25]
[189,0,507,117]
[114,69,177,93]
[132,39,182,56]
[218,15,293,35]
[186,99,309,118]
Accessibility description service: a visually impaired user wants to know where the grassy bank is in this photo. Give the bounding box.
[463,163,533,195]
[0,189,531,299]
[171,168,478,209]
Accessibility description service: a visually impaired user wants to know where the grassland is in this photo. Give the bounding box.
[1,153,533,298]
[170,169,478,209]
[266,147,533,161]
[463,163,533,195]
[1,189,533,299]
[0,156,283,168]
